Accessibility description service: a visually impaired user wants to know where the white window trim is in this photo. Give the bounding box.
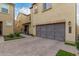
[1,4,9,13]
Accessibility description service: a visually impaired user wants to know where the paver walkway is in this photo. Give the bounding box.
[0,35,77,56]
[0,36,4,43]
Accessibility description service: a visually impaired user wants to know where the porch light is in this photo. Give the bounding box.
[68,21,72,33]
[68,21,71,26]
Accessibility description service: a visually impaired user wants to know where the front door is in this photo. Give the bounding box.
[0,22,2,35]
[24,25,29,34]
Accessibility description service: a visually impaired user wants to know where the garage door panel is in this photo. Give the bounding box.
[46,35,54,39]
[54,35,65,41]
[36,23,65,41]
[40,31,46,37]
[56,32,64,34]
[40,25,46,31]
[55,34,65,37]
[54,23,65,41]
[46,30,54,39]
[47,25,54,31]
[46,25,54,39]
[37,25,45,38]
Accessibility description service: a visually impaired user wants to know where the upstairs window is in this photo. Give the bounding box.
[43,3,52,10]
[1,4,8,13]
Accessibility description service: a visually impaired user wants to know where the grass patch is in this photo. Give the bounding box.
[56,50,76,56]
[65,42,76,46]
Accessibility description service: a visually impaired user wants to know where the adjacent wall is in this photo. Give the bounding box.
[30,3,76,44]
[0,3,14,35]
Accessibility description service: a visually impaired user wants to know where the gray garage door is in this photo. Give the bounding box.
[54,23,65,41]
[36,23,65,41]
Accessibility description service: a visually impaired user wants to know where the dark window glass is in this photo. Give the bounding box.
[43,3,52,10]
[1,8,8,13]
[69,26,72,33]
[43,3,47,9]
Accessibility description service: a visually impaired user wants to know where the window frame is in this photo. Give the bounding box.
[1,8,8,13]
[43,3,52,11]
[1,4,9,14]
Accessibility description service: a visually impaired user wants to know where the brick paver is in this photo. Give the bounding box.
[0,36,4,43]
[0,35,77,56]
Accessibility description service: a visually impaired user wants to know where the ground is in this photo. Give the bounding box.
[0,35,77,56]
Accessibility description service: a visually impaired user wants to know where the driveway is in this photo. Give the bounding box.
[0,35,77,56]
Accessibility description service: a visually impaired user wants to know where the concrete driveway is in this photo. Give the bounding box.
[0,35,77,56]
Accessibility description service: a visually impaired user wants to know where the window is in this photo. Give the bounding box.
[2,8,8,13]
[1,4,8,13]
[43,3,52,10]
[69,26,72,33]
[0,6,1,12]
[33,6,38,14]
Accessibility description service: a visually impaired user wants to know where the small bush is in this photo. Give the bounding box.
[65,42,76,46]
[56,50,76,56]
[14,32,21,37]
[76,34,79,50]
[7,34,14,38]
[76,41,79,50]
[4,32,24,41]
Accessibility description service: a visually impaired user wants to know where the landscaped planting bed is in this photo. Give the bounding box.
[56,50,76,56]
[4,32,25,41]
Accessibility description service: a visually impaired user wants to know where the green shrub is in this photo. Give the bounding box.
[4,32,24,41]
[65,42,76,46]
[76,34,79,50]
[7,34,14,38]
[76,41,79,50]
[14,32,21,37]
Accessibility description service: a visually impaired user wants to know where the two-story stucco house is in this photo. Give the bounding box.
[30,3,76,44]
[15,13,31,34]
[0,3,15,35]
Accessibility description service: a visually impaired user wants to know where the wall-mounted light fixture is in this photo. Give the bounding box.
[68,21,71,26]
[68,21,72,33]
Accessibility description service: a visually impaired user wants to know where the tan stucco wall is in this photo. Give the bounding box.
[0,3,14,35]
[15,20,20,32]
[30,3,76,44]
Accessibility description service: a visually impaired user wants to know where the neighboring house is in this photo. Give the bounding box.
[0,3,15,35]
[30,3,76,44]
[77,25,79,35]
[15,13,31,34]
[77,25,79,39]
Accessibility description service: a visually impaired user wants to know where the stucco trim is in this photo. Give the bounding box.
[36,22,65,26]
[42,8,52,13]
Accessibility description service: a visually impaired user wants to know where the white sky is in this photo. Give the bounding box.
[19,7,30,15]
[15,7,30,20]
